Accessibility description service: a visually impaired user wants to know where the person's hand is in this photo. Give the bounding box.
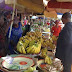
[10,20,13,24]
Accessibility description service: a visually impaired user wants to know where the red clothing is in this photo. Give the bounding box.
[52,26,61,36]
[47,22,50,25]
[0,56,1,58]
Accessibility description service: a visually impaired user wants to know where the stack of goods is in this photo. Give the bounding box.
[31,24,41,32]
[37,57,63,72]
[39,47,63,72]
[17,31,42,54]
[42,58,63,72]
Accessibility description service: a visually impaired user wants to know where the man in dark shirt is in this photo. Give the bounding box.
[55,12,72,72]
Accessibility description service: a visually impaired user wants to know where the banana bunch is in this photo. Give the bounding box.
[41,39,49,47]
[41,48,48,58]
[48,42,56,49]
[22,39,30,48]
[45,56,52,65]
[17,41,26,54]
[26,42,41,54]
[52,35,58,41]
[19,37,24,41]
[35,31,42,37]
[29,40,35,46]
[17,31,42,54]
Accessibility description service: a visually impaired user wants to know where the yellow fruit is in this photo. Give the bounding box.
[41,48,48,58]
[17,41,23,50]
[19,37,23,41]
[52,35,57,41]
[18,46,26,54]
[26,47,32,53]
[33,66,36,71]
[45,56,52,64]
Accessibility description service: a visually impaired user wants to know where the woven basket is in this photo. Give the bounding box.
[57,0,72,2]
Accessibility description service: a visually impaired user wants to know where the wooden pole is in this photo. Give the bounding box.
[16,9,17,16]
[8,0,16,38]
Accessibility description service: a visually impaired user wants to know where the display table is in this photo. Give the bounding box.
[0,54,38,72]
[0,53,64,72]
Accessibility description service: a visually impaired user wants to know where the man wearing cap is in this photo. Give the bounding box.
[55,12,72,72]
[51,20,61,37]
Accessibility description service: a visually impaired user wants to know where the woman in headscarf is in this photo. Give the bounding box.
[7,17,23,54]
[0,11,12,57]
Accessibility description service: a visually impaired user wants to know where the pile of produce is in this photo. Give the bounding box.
[17,31,42,54]
[41,48,52,65]
[17,31,58,54]
[39,58,63,72]
[38,48,63,72]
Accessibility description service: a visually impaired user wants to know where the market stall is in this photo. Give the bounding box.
[0,0,66,72]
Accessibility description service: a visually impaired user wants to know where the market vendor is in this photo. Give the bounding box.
[55,12,72,72]
[0,11,13,57]
[7,17,23,54]
[51,20,61,37]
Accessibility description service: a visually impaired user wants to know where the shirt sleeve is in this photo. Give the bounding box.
[51,27,54,32]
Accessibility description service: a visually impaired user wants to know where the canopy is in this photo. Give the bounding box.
[46,6,71,14]
[45,0,72,14]
[5,0,44,13]
[48,0,72,9]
